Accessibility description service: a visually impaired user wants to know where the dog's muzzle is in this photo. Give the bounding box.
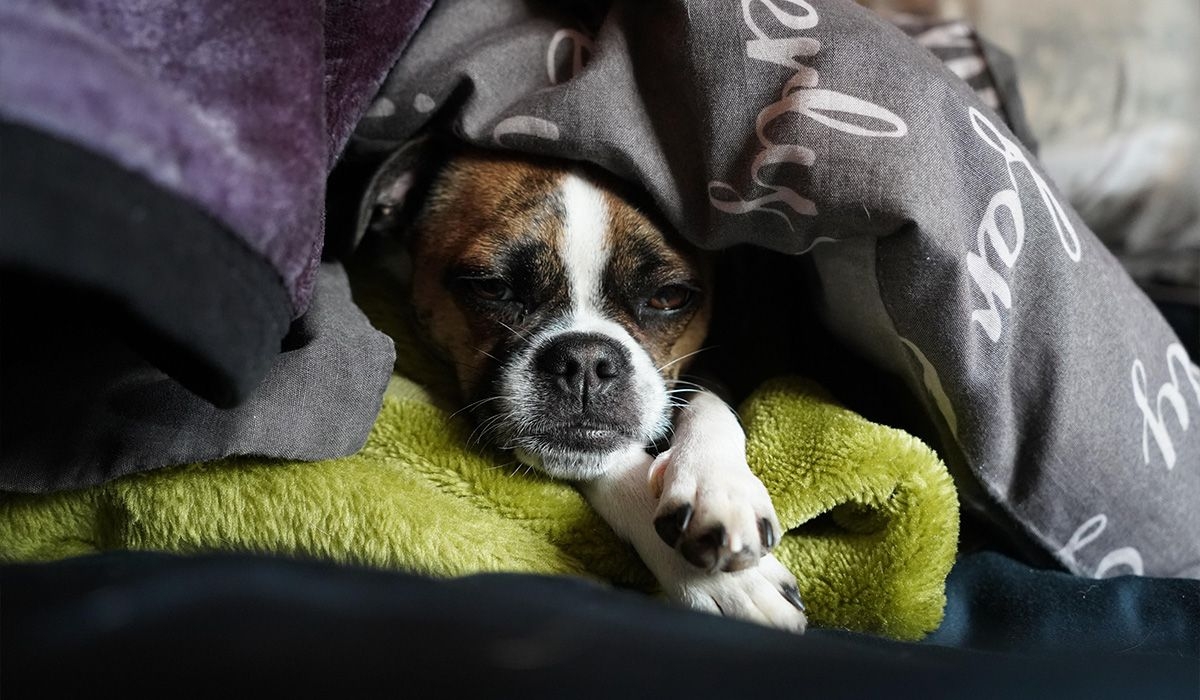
[530,332,639,451]
[536,332,628,406]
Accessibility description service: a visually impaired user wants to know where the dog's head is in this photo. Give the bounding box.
[405,148,712,480]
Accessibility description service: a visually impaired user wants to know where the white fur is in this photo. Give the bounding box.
[559,174,610,316]
[459,168,801,630]
[653,390,781,566]
[558,174,670,441]
[498,174,670,481]
[580,445,806,632]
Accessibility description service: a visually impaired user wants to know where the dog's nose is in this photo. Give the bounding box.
[535,332,629,406]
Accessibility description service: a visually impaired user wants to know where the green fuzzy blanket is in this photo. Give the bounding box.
[0,266,959,641]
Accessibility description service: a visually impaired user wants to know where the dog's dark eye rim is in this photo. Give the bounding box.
[459,276,516,303]
[645,282,699,312]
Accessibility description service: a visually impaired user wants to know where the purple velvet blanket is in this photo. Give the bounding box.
[0,0,432,403]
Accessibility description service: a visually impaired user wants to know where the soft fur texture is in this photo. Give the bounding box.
[0,264,959,640]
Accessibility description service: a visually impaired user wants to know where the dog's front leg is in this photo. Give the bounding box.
[650,388,786,572]
[578,444,806,632]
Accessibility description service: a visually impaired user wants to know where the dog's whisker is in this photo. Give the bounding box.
[496,320,535,347]
[467,412,509,447]
[656,346,716,373]
[472,345,502,363]
[473,422,506,448]
[465,415,496,445]
[448,395,513,421]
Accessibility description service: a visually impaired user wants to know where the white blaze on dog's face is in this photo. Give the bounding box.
[409,150,712,481]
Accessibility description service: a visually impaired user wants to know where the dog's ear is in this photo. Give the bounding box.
[363,134,451,239]
[325,133,454,259]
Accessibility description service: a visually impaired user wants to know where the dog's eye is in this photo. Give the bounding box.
[464,278,515,302]
[646,284,694,311]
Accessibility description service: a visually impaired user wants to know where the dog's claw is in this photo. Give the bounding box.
[654,473,780,572]
[759,517,776,550]
[679,524,726,570]
[653,503,693,548]
[650,421,782,574]
[781,584,805,612]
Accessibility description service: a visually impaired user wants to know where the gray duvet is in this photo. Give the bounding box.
[350,0,1200,578]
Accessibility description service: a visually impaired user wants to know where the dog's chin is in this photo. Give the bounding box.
[513,430,644,482]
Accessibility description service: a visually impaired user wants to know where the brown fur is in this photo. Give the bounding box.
[409,149,712,401]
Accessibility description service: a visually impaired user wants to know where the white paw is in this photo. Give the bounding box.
[649,447,782,572]
[666,554,807,633]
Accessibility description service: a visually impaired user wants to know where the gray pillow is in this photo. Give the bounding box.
[349,0,1200,578]
[866,0,1200,296]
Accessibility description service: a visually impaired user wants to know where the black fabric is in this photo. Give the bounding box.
[928,551,1200,657]
[0,121,291,407]
[2,553,1196,698]
[0,263,394,493]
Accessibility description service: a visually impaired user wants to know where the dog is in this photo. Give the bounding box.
[394,146,806,632]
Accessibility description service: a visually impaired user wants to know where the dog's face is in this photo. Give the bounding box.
[407,149,712,480]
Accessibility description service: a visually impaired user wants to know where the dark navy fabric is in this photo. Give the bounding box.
[2,553,1196,698]
[928,551,1200,657]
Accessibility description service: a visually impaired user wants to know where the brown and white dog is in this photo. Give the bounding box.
[397,147,806,631]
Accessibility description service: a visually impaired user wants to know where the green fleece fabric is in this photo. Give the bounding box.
[0,265,959,640]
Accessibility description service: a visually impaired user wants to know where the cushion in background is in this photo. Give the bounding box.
[865,0,1200,299]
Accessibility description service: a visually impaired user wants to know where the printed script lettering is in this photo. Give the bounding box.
[1132,343,1200,470]
[709,0,908,228]
[490,28,590,146]
[1057,514,1144,578]
[967,108,1081,342]
[547,28,593,86]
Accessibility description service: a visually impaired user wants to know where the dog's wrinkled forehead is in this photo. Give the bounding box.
[423,155,578,317]
[415,153,687,298]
